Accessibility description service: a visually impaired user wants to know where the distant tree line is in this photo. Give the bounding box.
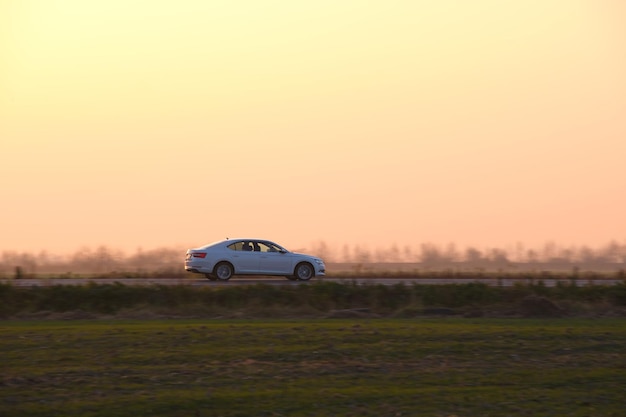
[313,241,626,265]
[1,241,625,277]
[0,246,182,277]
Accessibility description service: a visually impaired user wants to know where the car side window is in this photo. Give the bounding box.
[258,242,281,253]
[227,242,244,251]
[257,242,271,252]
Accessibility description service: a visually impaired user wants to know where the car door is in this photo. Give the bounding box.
[257,242,292,274]
[227,241,260,273]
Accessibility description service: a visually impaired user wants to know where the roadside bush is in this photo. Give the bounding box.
[610,282,626,305]
[414,282,500,308]
[0,282,624,319]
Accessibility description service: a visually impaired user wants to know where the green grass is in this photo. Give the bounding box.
[1,318,625,416]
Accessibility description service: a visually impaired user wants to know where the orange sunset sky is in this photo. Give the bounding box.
[1,0,625,256]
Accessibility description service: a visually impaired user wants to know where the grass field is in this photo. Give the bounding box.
[1,318,625,417]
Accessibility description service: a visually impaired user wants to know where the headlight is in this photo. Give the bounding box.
[315,259,324,265]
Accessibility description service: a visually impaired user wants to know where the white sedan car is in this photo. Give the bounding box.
[185,238,326,281]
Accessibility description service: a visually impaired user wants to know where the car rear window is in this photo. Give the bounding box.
[227,242,244,251]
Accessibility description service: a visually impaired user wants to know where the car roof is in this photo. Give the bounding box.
[222,238,274,243]
[200,238,280,247]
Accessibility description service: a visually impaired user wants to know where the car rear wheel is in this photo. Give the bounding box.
[294,262,314,281]
[214,262,233,281]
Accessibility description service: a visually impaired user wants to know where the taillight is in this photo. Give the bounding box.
[192,252,207,259]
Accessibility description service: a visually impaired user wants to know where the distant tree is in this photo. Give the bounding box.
[403,245,415,262]
[526,249,539,264]
[443,243,460,263]
[420,243,443,266]
[542,242,558,263]
[341,244,352,263]
[577,246,596,264]
[4,252,39,276]
[371,243,402,263]
[513,242,525,263]
[554,247,575,264]
[373,247,387,263]
[488,248,510,267]
[310,240,333,262]
[353,245,372,264]
[600,241,626,264]
[94,246,115,273]
[464,247,484,265]
[388,243,401,262]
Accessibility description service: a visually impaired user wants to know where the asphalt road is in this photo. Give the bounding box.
[1,277,622,287]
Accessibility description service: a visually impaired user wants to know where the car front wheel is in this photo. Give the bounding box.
[214,262,233,281]
[294,262,314,281]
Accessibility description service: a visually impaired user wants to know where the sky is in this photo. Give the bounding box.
[1,0,625,256]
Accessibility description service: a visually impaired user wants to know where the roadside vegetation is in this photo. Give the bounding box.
[2,318,625,416]
[1,281,625,319]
